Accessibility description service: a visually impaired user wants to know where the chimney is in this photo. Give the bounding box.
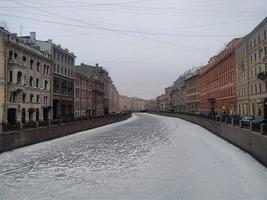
[30,32,36,41]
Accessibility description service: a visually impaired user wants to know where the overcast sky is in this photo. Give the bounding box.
[0,0,266,99]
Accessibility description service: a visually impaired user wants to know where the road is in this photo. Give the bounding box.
[0,113,267,200]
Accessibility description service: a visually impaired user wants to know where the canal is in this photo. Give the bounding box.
[1,113,267,199]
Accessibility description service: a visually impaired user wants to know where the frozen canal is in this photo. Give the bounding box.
[1,113,267,200]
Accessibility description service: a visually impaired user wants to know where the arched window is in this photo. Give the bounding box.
[17,71,22,84]
[30,59,34,69]
[29,76,33,87]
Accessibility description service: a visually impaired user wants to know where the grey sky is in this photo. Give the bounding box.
[0,0,266,99]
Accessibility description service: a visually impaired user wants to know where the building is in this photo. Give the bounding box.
[75,63,114,115]
[199,39,240,115]
[132,97,147,111]
[119,95,132,111]
[1,30,52,124]
[164,87,173,112]
[0,28,9,131]
[74,72,92,118]
[172,74,187,113]
[156,94,166,112]
[20,32,76,119]
[108,82,119,113]
[185,69,200,113]
[236,17,267,118]
[147,99,157,111]
[91,79,105,117]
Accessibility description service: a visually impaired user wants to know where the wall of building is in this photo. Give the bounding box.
[236,18,267,118]
[185,73,200,113]
[0,32,6,130]
[200,39,240,115]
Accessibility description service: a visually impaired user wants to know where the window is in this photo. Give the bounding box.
[36,78,39,88]
[9,71,12,83]
[37,62,40,71]
[259,83,262,93]
[30,94,33,103]
[47,66,49,75]
[14,52,18,59]
[23,56,27,62]
[264,30,266,40]
[17,71,22,84]
[44,64,46,75]
[61,66,63,74]
[44,80,48,90]
[29,76,33,87]
[254,52,257,61]
[53,64,56,72]
[22,93,26,102]
[57,65,60,73]
[9,50,13,59]
[255,84,257,94]
[30,59,34,69]
[37,95,40,103]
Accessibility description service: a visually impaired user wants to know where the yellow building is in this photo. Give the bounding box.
[0,28,9,133]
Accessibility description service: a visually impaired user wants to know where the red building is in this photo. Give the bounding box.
[199,38,241,115]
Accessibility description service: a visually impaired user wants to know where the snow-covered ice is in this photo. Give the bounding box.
[0,113,267,200]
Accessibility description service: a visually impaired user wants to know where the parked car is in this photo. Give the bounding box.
[252,117,267,125]
[241,116,254,126]
[251,118,267,131]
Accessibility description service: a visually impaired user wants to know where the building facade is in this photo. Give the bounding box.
[147,99,157,111]
[3,31,52,124]
[119,95,133,111]
[75,63,110,114]
[172,75,187,113]
[185,70,200,113]
[74,72,92,118]
[164,87,173,112]
[132,97,147,111]
[108,82,120,114]
[200,39,240,115]
[91,79,105,117]
[236,17,267,118]
[20,32,76,119]
[0,28,9,131]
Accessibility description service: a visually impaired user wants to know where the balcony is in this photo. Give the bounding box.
[257,71,267,80]
[8,83,25,92]
[8,59,27,68]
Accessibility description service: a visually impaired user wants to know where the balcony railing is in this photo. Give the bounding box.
[257,71,267,80]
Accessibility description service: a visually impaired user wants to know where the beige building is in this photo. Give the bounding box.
[156,94,166,112]
[236,17,267,118]
[3,30,52,124]
[164,87,173,112]
[132,97,147,111]
[108,82,120,113]
[119,95,132,111]
[0,27,9,132]
[147,99,157,111]
[185,70,200,113]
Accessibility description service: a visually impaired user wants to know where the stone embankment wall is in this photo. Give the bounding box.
[149,112,267,168]
[0,113,131,152]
